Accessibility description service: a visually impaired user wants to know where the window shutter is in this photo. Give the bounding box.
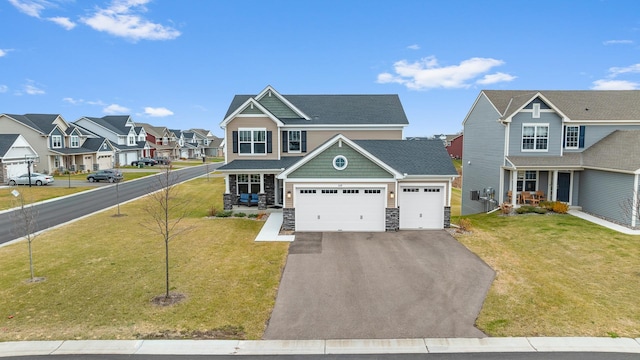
[232,131,238,153]
[267,131,272,153]
[562,126,566,148]
[282,131,288,153]
[301,131,307,152]
[578,126,585,148]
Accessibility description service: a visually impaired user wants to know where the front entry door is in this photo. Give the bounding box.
[557,172,570,203]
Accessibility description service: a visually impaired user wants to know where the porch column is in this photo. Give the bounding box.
[633,174,639,228]
[552,170,558,201]
[511,170,518,207]
[258,174,266,210]
[260,173,265,194]
[225,174,230,193]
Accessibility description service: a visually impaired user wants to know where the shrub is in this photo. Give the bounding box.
[539,201,554,211]
[458,218,472,232]
[516,206,535,214]
[215,210,233,218]
[500,202,513,215]
[234,212,247,217]
[533,207,548,214]
[208,206,219,217]
[552,201,569,214]
[247,213,258,218]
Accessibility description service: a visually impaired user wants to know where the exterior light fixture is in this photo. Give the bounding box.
[287,191,292,199]
[390,191,395,199]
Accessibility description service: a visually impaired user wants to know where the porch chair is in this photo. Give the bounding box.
[239,193,250,206]
[535,190,546,202]
[522,192,540,206]
[250,193,259,206]
[507,191,513,203]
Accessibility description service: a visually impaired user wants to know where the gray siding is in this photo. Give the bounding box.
[564,124,640,153]
[571,172,580,206]
[508,111,563,156]
[462,95,506,215]
[579,169,635,226]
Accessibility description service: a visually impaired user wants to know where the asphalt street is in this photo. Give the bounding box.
[0,164,220,245]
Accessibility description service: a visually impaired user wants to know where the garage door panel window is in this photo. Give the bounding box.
[425,188,440,192]
[403,188,419,192]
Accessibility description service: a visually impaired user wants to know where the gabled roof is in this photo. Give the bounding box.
[356,139,458,176]
[217,157,302,172]
[482,90,640,121]
[3,114,63,134]
[222,86,409,127]
[0,134,20,157]
[78,115,133,135]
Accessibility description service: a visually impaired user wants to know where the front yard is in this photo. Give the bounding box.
[455,211,640,338]
[0,177,289,340]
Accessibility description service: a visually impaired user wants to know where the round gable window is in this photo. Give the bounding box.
[333,155,348,170]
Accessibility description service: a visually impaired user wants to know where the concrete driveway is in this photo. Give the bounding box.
[263,231,495,340]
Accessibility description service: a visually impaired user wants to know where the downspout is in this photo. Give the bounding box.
[633,173,639,228]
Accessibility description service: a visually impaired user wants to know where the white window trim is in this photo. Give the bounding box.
[238,127,267,156]
[333,155,348,170]
[521,123,549,152]
[236,173,261,194]
[565,125,579,149]
[288,130,301,153]
[70,135,79,148]
[532,103,541,118]
[51,135,62,149]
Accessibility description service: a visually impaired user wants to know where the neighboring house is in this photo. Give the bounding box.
[462,90,640,228]
[137,122,180,159]
[0,134,38,183]
[0,114,115,174]
[190,128,224,157]
[445,134,463,159]
[217,85,457,232]
[74,115,145,166]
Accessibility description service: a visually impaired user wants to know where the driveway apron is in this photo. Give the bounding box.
[263,231,495,339]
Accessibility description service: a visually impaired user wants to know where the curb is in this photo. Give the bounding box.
[1,338,640,357]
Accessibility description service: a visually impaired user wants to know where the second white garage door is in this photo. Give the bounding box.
[399,186,445,229]
[295,187,385,232]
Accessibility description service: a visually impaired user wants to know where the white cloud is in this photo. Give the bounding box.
[407,44,420,50]
[48,16,76,30]
[23,80,45,95]
[477,72,517,85]
[144,106,174,117]
[81,0,181,41]
[591,79,639,90]
[377,56,514,90]
[603,40,633,45]
[0,49,9,57]
[8,0,46,18]
[63,97,83,104]
[608,64,640,77]
[0,85,8,93]
[103,103,131,114]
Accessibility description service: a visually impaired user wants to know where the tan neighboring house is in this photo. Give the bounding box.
[0,114,116,174]
[217,86,458,232]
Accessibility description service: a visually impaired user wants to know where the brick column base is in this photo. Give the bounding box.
[386,208,399,231]
[258,193,267,210]
[283,208,295,231]
[223,193,234,211]
[444,206,451,228]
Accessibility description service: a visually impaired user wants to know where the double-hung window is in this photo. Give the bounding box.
[238,128,266,155]
[51,135,62,148]
[564,126,579,149]
[237,174,261,194]
[288,130,301,152]
[522,124,549,151]
[70,135,79,148]
[517,171,537,192]
[128,135,136,145]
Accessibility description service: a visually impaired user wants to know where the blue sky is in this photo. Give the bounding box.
[2,0,639,137]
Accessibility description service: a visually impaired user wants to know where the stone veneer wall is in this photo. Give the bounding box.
[385,208,399,231]
[444,206,451,228]
[264,174,275,205]
[283,208,295,231]
[228,174,238,204]
[258,193,267,210]
[223,193,234,210]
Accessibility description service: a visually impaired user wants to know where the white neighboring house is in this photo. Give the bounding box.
[0,134,38,183]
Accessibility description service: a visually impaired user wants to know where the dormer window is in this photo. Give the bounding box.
[70,135,79,148]
[52,135,62,148]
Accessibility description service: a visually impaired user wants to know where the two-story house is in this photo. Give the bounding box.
[0,134,39,182]
[137,122,180,159]
[0,113,116,174]
[462,90,640,229]
[217,86,457,232]
[74,115,147,166]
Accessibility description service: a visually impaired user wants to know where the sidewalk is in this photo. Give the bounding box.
[1,337,639,356]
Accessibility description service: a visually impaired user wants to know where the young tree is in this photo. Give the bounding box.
[619,190,640,227]
[11,189,44,283]
[143,165,192,304]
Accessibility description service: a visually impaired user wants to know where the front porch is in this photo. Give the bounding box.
[501,167,580,208]
[222,173,283,211]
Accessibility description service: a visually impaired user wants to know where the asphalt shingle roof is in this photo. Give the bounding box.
[482,90,640,121]
[225,94,409,125]
[80,116,131,135]
[5,114,60,134]
[355,139,457,176]
[218,157,303,171]
[0,134,20,157]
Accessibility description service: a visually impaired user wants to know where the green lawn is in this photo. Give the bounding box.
[455,211,640,338]
[0,177,288,341]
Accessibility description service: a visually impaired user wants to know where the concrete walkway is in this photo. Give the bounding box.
[254,212,295,242]
[569,210,640,235]
[1,337,639,356]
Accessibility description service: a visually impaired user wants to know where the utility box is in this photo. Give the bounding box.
[470,190,480,201]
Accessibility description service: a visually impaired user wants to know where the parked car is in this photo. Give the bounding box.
[153,156,171,165]
[131,158,158,166]
[86,169,123,183]
[8,173,55,186]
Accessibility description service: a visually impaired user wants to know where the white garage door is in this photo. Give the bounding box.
[399,186,445,229]
[295,187,385,232]
[4,161,29,180]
